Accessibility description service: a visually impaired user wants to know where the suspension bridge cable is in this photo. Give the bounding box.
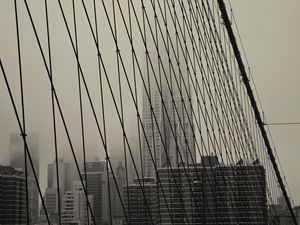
[129,0,260,221]
[217,1,298,224]
[154,0,258,213]
[22,1,98,223]
[169,0,270,219]
[2,1,287,223]
[80,0,208,223]
[56,1,162,223]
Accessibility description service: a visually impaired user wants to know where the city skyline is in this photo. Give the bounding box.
[0,1,299,224]
[0,1,299,205]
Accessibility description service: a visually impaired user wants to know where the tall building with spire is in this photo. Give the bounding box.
[141,49,195,177]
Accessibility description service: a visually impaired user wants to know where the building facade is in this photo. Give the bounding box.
[0,165,26,225]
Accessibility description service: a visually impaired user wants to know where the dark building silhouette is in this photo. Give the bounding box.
[9,133,39,225]
[0,165,26,225]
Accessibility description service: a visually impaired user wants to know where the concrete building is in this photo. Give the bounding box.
[9,133,39,225]
[61,181,93,225]
[0,165,26,225]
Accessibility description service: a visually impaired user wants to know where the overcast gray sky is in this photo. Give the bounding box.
[0,1,299,206]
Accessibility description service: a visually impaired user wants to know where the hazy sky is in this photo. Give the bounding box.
[0,1,299,206]
[229,1,300,205]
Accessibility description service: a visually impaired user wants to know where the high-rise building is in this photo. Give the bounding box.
[82,161,106,225]
[61,181,93,225]
[141,62,195,177]
[0,165,26,225]
[9,133,39,225]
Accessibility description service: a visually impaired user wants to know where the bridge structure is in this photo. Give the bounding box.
[0,0,298,225]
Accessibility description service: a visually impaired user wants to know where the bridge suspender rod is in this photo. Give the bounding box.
[216,1,298,224]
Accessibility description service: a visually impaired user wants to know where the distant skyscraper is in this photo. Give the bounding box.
[142,68,196,177]
[82,161,106,225]
[9,133,39,225]
[0,165,26,225]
